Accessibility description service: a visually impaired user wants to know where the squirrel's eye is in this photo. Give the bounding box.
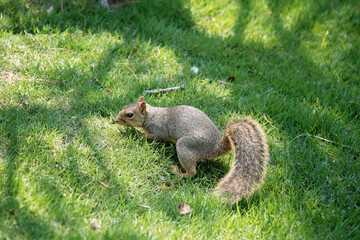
[126,113,134,118]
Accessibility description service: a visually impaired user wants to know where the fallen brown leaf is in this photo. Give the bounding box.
[91,218,101,230]
[178,202,191,215]
[226,76,236,81]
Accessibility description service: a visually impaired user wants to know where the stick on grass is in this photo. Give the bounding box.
[143,85,184,94]
[136,204,151,209]
[23,30,35,46]
[290,133,359,152]
[119,63,139,81]
[263,113,278,130]
[143,47,161,62]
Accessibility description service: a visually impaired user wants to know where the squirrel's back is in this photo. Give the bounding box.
[161,105,222,141]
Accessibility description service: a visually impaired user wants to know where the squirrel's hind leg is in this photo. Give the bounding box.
[174,136,206,178]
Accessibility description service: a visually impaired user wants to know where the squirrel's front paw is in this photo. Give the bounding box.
[171,165,181,174]
[172,165,185,177]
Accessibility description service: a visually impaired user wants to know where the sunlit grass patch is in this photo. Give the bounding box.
[0,0,359,239]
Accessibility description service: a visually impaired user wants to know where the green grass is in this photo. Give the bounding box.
[0,0,359,239]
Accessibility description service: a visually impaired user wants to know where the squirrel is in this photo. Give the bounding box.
[115,96,269,203]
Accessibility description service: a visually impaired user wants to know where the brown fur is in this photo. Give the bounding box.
[115,97,269,202]
[213,118,269,203]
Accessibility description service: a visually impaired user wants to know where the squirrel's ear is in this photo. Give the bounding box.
[139,102,147,115]
[137,96,145,102]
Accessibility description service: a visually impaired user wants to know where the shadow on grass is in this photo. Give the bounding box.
[0,104,148,238]
[1,0,359,238]
[1,107,56,238]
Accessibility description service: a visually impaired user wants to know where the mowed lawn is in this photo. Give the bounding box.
[0,0,359,239]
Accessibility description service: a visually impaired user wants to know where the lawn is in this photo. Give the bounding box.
[0,0,359,239]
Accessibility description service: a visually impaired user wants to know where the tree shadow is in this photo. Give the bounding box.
[1,0,359,238]
[0,106,57,238]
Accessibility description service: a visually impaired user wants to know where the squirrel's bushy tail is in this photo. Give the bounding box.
[214,118,269,203]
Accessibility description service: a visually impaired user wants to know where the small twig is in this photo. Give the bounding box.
[263,113,278,130]
[112,1,142,8]
[23,30,35,46]
[143,47,161,62]
[218,80,245,87]
[143,85,184,94]
[98,180,114,189]
[136,204,151,209]
[289,133,359,152]
[119,63,139,81]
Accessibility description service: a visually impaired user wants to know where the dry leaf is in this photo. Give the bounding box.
[178,202,191,215]
[91,218,101,230]
[105,88,112,93]
[226,76,236,81]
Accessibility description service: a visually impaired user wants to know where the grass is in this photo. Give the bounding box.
[0,0,359,239]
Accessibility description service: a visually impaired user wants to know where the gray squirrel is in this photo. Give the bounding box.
[115,96,269,203]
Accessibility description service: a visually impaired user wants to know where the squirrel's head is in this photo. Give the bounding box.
[115,96,148,127]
